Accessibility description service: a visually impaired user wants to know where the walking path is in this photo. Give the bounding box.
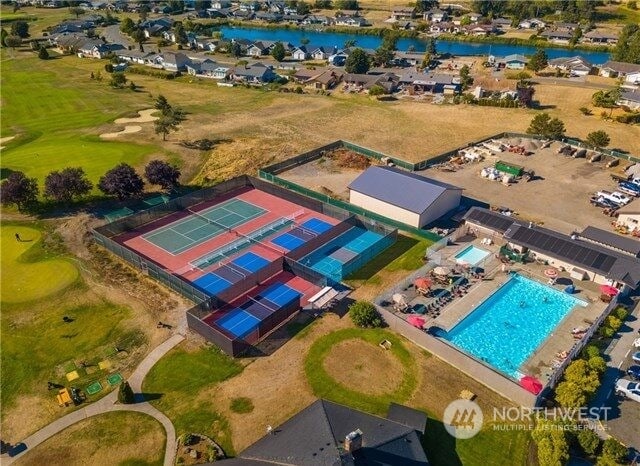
[3,334,185,466]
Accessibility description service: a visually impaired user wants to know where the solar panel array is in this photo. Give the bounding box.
[464,208,515,233]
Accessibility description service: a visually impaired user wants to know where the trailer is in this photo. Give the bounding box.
[495,160,524,177]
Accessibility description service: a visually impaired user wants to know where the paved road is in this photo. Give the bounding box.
[590,299,640,452]
[3,334,185,466]
[100,24,133,48]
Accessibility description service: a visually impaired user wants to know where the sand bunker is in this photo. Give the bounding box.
[100,125,142,139]
[0,135,15,150]
[114,109,159,124]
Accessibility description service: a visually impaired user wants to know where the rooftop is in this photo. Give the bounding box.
[579,226,640,258]
[348,166,462,214]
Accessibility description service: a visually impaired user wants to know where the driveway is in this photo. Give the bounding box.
[100,24,133,48]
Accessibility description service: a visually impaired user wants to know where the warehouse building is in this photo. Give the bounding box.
[348,166,463,228]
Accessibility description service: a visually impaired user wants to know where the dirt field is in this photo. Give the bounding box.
[323,339,404,396]
[425,138,631,233]
[280,156,365,199]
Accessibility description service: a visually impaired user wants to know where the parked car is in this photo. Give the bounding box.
[627,365,640,381]
[615,379,640,402]
[634,338,640,348]
[618,181,640,197]
[633,351,640,364]
[590,196,619,209]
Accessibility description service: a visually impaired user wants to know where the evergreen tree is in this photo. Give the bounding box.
[38,45,49,59]
[117,381,135,404]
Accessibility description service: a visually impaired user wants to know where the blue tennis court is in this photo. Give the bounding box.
[269,217,332,251]
[301,218,333,234]
[271,232,307,251]
[143,199,266,255]
[231,252,271,274]
[217,309,261,338]
[193,273,233,296]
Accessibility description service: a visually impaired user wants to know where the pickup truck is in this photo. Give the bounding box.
[596,190,632,206]
[618,181,640,197]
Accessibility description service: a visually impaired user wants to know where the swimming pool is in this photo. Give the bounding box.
[454,245,491,266]
[438,274,586,378]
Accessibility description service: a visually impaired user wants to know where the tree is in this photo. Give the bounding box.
[345,48,370,74]
[109,72,127,88]
[169,0,185,13]
[271,41,286,62]
[598,438,628,465]
[334,0,358,9]
[414,0,438,13]
[532,418,570,466]
[314,0,331,8]
[173,23,188,45]
[154,95,172,115]
[381,30,400,51]
[373,46,393,67]
[5,35,22,51]
[68,6,85,18]
[154,114,181,141]
[195,0,212,11]
[144,160,181,190]
[297,0,311,14]
[131,29,146,52]
[38,45,49,60]
[349,301,383,328]
[10,21,29,38]
[368,84,386,96]
[586,130,610,150]
[592,88,621,117]
[459,64,472,89]
[343,39,356,49]
[526,113,566,139]
[98,164,144,200]
[612,24,640,64]
[0,171,39,211]
[576,429,600,457]
[117,381,135,404]
[555,381,587,408]
[230,41,243,58]
[120,17,135,35]
[425,36,436,56]
[527,49,548,72]
[139,3,150,21]
[44,167,92,203]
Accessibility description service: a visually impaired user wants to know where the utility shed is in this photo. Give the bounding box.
[348,166,463,228]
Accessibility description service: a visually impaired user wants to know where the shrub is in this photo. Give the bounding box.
[576,429,601,457]
[230,397,254,413]
[555,381,587,408]
[613,307,628,321]
[599,326,615,338]
[582,344,600,360]
[605,316,622,333]
[579,107,592,115]
[117,381,135,404]
[588,356,606,375]
[368,84,385,96]
[598,438,628,464]
[349,301,383,328]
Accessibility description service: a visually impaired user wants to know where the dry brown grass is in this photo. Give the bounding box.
[323,339,404,396]
[14,411,165,466]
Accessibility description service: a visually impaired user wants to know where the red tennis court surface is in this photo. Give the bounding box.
[115,187,339,282]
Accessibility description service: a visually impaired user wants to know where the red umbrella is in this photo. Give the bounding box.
[600,284,619,296]
[544,268,558,278]
[407,315,425,328]
[520,376,543,395]
[415,277,433,289]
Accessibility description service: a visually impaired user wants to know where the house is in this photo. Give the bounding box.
[282,13,306,23]
[116,49,153,64]
[540,29,573,43]
[617,90,640,110]
[348,166,463,228]
[430,22,457,34]
[615,203,640,233]
[465,24,496,36]
[423,8,448,23]
[393,51,424,67]
[141,17,173,37]
[344,72,399,93]
[328,48,350,66]
[582,30,618,45]
[214,399,429,466]
[195,36,217,51]
[599,60,640,84]
[293,67,344,90]
[159,51,190,71]
[255,11,282,22]
[229,9,254,20]
[232,62,277,83]
[463,207,640,292]
[247,40,276,56]
[186,59,219,77]
[292,46,309,60]
[548,56,592,76]
[210,0,231,8]
[391,6,416,21]
[468,12,483,23]
[302,14,330,25]
[492,17,512,29]
[334,16,368,27]
[309,45,336,60]
[399,72,461,94]
[78,40,125,58]
[518,18,546,29]
[498,54,529,70]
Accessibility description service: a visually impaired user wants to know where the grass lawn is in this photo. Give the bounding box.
[14,411,165,466]
[304,328,418,415]
[1,224,78,303]
[142,343,244,455]
[1,54,159,188]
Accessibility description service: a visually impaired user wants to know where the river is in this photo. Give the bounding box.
[218,25,611,64]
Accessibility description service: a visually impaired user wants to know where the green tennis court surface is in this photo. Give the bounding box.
[106,373,123,386]
[143,199,266,254]
[85,381,103,395]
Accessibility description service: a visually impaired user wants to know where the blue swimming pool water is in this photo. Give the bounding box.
[439,274,586,378]
[454,245,491,266]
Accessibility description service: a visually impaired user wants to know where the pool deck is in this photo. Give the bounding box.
[380,235,609,403]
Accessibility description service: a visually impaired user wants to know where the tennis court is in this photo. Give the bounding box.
[193,251,272,296]
[216,282,302,338]
[270,217,333,252]
[143,199,266,254]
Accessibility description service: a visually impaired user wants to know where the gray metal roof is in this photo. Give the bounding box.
[579,226,640,258]
[235,399,429,465]
[348,166,462,214]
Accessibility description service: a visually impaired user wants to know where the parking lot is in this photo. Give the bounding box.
[424,140,634,234]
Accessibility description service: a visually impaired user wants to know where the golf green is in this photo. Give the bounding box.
[1,225,78,303]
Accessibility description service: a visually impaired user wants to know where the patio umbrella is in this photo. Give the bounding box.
[600,284,619,296]
[520,376,543,395]
[392,293,407,304]
[414,277,433,289]
[433,266,451,276]
[407,315,425,328]
[544,268,558,278]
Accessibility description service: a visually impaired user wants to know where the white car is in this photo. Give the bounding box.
[595,190,632,206]
[615,379,640,403]
[634,338,640,349]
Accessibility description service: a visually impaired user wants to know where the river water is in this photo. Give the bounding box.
[219,25,611,64]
